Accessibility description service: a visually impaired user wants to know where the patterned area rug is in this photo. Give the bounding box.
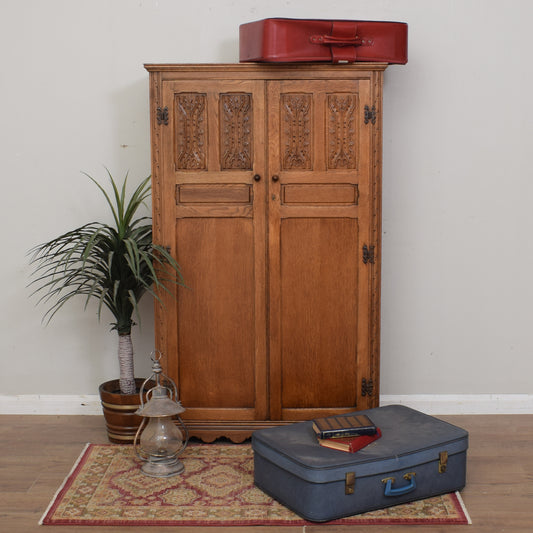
[40,443,471,526]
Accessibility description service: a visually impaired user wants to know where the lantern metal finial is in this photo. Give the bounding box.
[134,351,188,478]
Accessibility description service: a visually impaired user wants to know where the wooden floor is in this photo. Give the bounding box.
[1,414,532,532]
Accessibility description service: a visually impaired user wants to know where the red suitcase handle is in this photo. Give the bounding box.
[310,22,363,62]
[309,34,362,46]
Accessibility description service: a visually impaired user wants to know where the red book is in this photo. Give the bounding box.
[318,428,382,453]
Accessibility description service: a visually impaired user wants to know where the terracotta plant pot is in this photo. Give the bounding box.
[99,378,152,444]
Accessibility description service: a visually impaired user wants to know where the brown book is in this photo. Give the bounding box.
[318,428,381,453]
[312,413,377,439]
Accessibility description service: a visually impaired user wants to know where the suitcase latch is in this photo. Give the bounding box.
[439,451,448,473]
[345,472,356,495]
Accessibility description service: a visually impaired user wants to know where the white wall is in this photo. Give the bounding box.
[1,1,532,405]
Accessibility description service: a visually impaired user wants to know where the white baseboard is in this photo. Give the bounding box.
[380,394,533,414]
[1,394,532,415]
[0,394,102,415]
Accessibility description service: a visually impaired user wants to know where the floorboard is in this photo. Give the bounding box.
[1,414,532,532]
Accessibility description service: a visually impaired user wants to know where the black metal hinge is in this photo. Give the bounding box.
[156,106,169,126]
[362,244,375,264]
[361,378,374,397]
[364,105,377,125]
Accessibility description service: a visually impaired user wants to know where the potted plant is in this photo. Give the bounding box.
[29,170,185,442]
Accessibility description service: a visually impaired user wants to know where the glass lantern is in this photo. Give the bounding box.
[134,351,188,477]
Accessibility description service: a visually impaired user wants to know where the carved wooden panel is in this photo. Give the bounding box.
[220,93,253,170]
[281,93,312,170]
[327,94,357,169]
[175,93,207,170]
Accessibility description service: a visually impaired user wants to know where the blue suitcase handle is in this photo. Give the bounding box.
[382,472,417,497]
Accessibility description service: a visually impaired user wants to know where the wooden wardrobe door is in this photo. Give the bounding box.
[267,78,376,421]
[156,79,268,429]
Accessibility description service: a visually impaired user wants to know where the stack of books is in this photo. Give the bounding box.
[312,413,381,453]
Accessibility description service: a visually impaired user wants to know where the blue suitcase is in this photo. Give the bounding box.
[252,405,468,522]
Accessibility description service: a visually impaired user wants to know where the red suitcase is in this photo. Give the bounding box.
[239,18,408,64]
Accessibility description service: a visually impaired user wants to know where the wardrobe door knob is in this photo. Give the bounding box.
[253,174,261,182]
[271,175,279,182]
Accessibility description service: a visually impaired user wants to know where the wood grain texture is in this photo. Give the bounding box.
[148,64,383,440]
[279,217,359,410]
[176,217,256,409]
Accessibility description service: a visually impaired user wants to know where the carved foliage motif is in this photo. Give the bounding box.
[281,94,312,170]
[175,93,207,170]
[220,93,253,170]
[327,94,357,169]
